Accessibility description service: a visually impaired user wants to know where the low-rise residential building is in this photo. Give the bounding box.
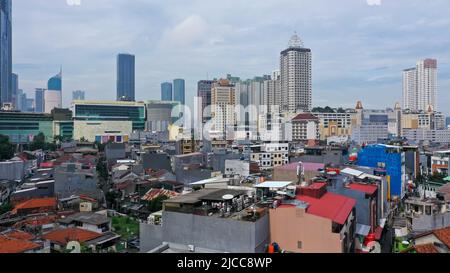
[414,227,450,253]
[140,188,269,253]
[404,196,449,234]
[58,211,111,234]
[430,150,449,175]
[42,227,121,253]
[225,159,250,177]
[54,162,98,199]
[291,113,319,142]
[273,162,324,183]
[357,144,406,199]
[250,142,289,170]
[269,183,356,253]
[11,197,57,216]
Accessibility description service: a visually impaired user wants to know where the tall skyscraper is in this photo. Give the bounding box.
[197,80,213,122]
[26,98,34,112]
[211,79,235,137]
[11,72,18,108]
[280,33,312,113]
[73,90,85,100]
[417,59,437,111]
[402,59,438,111]
[161,82,173,101]
[116,53,135,101]
[35,88,45,113]
[45,70,62,113]
[402,68,416,110]
[0,0,12,106]
[16,89,25,111]
[173,79,185,105]
[264,70,281,112]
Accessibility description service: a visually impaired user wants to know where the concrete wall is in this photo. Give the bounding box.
[54,169,98,198]
[0,161,24,181]
[272,168,319,183]
[412,212,450,233]
[140,211,270,253]
[73,120,132,142]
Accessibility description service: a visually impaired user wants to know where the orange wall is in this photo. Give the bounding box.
[269,207,343,253]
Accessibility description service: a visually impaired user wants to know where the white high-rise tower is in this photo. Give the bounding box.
[280,33,312,113]
[402,59,437,111]
[417,59,437,111]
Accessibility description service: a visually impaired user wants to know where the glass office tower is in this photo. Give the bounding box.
[173,79,185,105]
[117,53,135,101]
[161,82,173,101]
[0,0,12,106]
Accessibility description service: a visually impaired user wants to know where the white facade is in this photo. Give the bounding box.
[402,68,417,110]
[280,34,312,113]
[351,124,389,144]
[417,59,437,112]
[263,76,281,113]
[44,90,62,113]
[250,142,289,170]
[402,59,438,112]
[403,129,450,144]
[225,160,250,177]
[73,120,133,142]
[211,80,236,139]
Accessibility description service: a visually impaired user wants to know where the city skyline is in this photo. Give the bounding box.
[10,0,450,115]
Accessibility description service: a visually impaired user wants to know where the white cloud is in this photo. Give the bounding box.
[160,15,209,48]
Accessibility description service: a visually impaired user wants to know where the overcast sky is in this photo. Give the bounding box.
[12,0,450,115]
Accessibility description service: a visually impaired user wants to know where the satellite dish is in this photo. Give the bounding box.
[222,194,234,200]
[66,241,81,253]
[366,241,381,253]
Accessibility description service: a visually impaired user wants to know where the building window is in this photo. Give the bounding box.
[297,241,302,249]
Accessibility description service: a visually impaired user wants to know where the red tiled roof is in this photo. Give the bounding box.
[12,198,57,214]
[292,113,319,121]
[415,227,450,248]
[14,215,58,228]
[0,236,41,253]
[79,194,97,203]
[433,227,450,248]
[115,180,133,190]
[141,188,179,201]
[415,243,439,253]
[42,227,102,245]
[40,161,55,168]
[286,192,356,225]
[4,230,34,241]
[348,183,378,195]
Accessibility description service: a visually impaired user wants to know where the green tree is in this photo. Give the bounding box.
[28,132,55,151]
[0,202,13,214]
[95,141,106,152]
[96,159,108,181]
[147,195,169,212]
[0,135,14,161]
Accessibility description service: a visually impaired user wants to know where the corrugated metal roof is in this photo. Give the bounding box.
[254,181,293,188]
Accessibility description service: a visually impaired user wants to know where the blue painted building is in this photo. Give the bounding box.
[358,144,405,198]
